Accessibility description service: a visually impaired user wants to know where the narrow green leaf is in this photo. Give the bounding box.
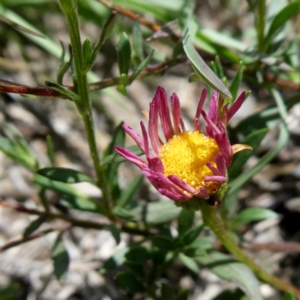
[178,223,203,246]
[103,122,125,158]
[0,14,45,38]
[132,20,144,61]
[214,56,224,79]
[129,50,154,83]
[0,136,36,171]
[178,209,195,236]
[264,2,300,51]
[182,236,211,257]
[229,62,244,101]
[46,135,55,167]
[178,253,200,273]
[153,235,174,252]
[117,175,143,208]
[23,215,47,238]
[82,38,93,72]
[57,42,72,85]
[51,231,70,281]
[115,271,145,293]
[37,167,96,185]
[183,30,232,99]
[228,128,268,181]
[182,247,206,258]
[45,81,80,102]
[88,11,117,71]
[103,122,125,200]
[59,195,99,212]
[112,206,134,220]
[117,32,131,75]
[197,252,263,300]
[33,174,101,212]
[232,208,278,229]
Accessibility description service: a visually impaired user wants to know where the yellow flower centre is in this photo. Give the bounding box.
[159,131,221,195]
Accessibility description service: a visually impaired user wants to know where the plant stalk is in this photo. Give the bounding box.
[58,0,113,216]
[199,201,300,298]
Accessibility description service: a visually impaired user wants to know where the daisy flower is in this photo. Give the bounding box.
[115,87,251,208]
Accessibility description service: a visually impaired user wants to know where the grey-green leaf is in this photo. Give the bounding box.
[232,208,278,229]
[131,201,181,224]
[183,31,232,99]
[197,252,263,300]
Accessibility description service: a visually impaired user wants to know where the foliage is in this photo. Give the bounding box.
[0,0,299,299]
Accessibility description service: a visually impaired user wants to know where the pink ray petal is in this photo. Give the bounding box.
[227,92,245,122]
[157,87,175,140]
[115,146,146,169]
[167,175,196,193]
[204,176,227,183]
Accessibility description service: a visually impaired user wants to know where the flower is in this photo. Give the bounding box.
[115,87,251,207]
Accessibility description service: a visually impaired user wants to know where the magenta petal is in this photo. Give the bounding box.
[148,157,164,173]
[140,121,154,159]
[215,154,226,176]
[204,176,227,183]
[171,92,185,134]
[206,162,220,176]
[193,117,200,131]
[123,124,145,152]
[142,169,191,199]
[157,87,175,140]
[227,92,245,122]
[158,188,190,201]
[195,89,207,120]
[115,146,146,169]
[208,91,219,123]
[149,97,162,154]
[167,175,196,193]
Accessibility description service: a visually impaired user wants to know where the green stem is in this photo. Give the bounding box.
[199,201,300,298]
[256,0,266,52]
[58,0,112,216]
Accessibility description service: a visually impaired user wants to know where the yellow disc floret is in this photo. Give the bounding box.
[159,131,221,195]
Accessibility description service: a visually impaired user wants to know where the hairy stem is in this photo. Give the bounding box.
[199,201,300,298]
[58,0,112,216]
